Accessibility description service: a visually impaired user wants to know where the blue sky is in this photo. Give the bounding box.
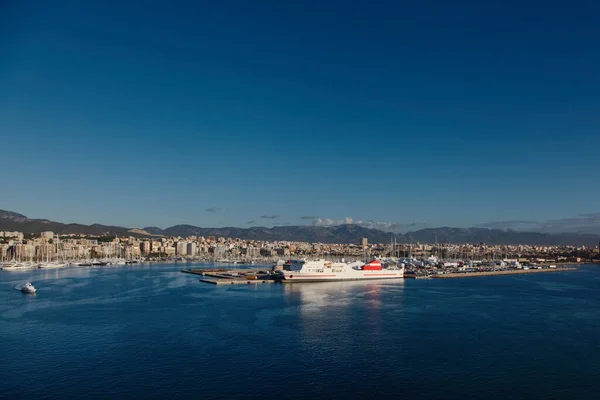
[1,0,599,232]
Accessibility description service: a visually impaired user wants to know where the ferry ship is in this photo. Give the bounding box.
[280,259,404,282]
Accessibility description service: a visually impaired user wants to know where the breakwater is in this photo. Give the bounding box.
[430,267,577,279]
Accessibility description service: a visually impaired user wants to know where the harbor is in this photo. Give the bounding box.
[3,247,600,400]
[183,262,580,285]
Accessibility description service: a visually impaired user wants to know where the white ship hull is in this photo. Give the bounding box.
[281,273,404,282]
[281,259,404,283]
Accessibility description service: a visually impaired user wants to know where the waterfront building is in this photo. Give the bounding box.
[260,248,274,257]
[175,242,187,256]
[213,245,227,258]
[0,231,24,239]
[0,229,597,264]
[140,241,152,255]
[276,248,290,256]
[186,242,197,256]
[0,244,9,260]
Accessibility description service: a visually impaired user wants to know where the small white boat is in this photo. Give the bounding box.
[21,282,37,294]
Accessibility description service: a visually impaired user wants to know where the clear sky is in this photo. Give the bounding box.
[1,0,599,232]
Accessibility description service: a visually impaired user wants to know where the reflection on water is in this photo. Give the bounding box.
[283,279,404,309]
[283,278,404,295]
[284,280,406,354]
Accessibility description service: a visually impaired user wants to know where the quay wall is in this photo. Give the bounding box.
[431,267,577,279]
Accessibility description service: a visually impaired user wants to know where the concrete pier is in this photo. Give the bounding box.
[181,268,232,276]
[182,268,279,284]
[199,278,277,285]
[430,267,577,279]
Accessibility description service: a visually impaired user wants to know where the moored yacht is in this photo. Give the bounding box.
[2,262,38,271]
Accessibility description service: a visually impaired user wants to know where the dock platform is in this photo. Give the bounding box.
[182,268,280,285]
[181,268,232,276]
[404,267,578,279]
[430,267,577,278]
[199,278,277,285]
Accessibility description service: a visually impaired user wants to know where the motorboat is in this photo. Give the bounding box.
[21,282,37,294]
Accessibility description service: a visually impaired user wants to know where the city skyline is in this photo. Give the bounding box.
[2,1,599,229]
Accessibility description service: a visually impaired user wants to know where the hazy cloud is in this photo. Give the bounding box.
[300,215,319,220]
[260,214,280,219]
[294,212,600,235]
[476,213,600,234]
[542,213,600,234]
[475,220,538,230]
[315,217,355,226]
[206,207,223,212]
[313,217,426,233]
[246,220,256,225]
[580,213,600,218]
[406,222,429,228]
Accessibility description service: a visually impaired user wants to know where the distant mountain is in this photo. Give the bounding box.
[1,209,599,245]
[0,210,28,222]
[143,224,600,246]
[142,227,166,235]
[0,209,131,237]
[159,224,396,244]
[128,228,165,237]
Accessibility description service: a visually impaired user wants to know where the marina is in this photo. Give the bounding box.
[183,262,580,285]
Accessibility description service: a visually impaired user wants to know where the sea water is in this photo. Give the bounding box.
[1,263,599,399]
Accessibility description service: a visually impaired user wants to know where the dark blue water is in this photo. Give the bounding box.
[1,263,599,399]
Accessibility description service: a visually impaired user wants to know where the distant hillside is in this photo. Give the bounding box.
[156,224,396,244]
[141,227,166,236]
[128,228,164,237]
[0,210,28,222]
[2,209,599,245]
[130,223,600,246]
[0,209,131,237]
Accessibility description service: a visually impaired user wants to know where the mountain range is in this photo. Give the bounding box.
[1,210,599,246]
